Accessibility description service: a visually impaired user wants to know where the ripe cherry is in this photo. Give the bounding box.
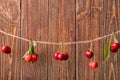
[85,50,93,58]
[25,54,32,62]
[110,43,120,53]
[58,54,65,60]
[89,62,98,69]
[54,52,59,60]
[32,54,38,62]
[89,62,93,68]
[2,45,11,54]
[92,62,98,68]
[63,53,69,60]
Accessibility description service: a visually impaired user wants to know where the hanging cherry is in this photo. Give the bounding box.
[2,45,11,54]
[110,33,120,53]
[89,61,98,69]
[32,53,38,62]
[54,42,69,61]
[25,54,32,62]
[63,53,69,60]
[86,50,94,58]
[23,41,38,63]
[54,52,60,60]
[58,53,65,60]
[86,41,94,59]
[110,43,120,52]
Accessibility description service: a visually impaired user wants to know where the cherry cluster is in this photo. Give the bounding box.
[24,53,38,63]
[22,41,38,63]
[54,52,69,61]
[54,42,69,61]
[86,50,98,69]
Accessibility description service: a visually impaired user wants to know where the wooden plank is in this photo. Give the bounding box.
[48,0,76,80]
[101,0,111,80]
[0,0,21,80]
[117,0,120,80]
[21,0,48,80]
[98,0,106,80]
[76,0,92,80]
[90,0,100,80]
[76,0,120,80]
[99,0,120,80]
[107,0,119,80]
[0,0,120,80]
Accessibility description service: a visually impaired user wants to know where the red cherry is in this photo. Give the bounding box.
[32,54,38,62]
[110,43,120,53]
[89,62,93,68]
[85,50,93,58]
[92,62,98,69]
[58,54,65,60]
[89,62,98,69]
[25,54,32,62]
[54,52,60,60]
[2,45,11,54]
[63,53,69,60]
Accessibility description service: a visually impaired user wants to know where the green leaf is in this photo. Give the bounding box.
[28,44,34,54]
[104,41,111,59]
[28,41,36,55]
[22,41,37,58]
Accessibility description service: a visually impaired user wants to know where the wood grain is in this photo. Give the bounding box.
[21,0,48,80]
[0,0,21,80]
[48,0,76,80]
[0,0,120,80]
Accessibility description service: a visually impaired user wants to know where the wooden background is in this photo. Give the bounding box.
[0,0,120,80]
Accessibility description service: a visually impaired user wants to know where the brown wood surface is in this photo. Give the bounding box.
[0,0,120,80]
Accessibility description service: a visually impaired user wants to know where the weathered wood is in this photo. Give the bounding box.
[76,0,92,80]
[0,0,120,80]
[48,0,76,80]
[21,0,48,80]
[0,0,21,80]
[76,0,120,80]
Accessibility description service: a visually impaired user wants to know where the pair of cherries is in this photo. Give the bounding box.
[24,54,38,62]
[54,52,69,61]
[86,50,98,69]
[23,41,38,63]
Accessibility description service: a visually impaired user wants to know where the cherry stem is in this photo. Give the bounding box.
[58,44,60,53]
[90,40,93,51]
[60,41,64,53]
[28,40,34,55]
[62,42,65,53]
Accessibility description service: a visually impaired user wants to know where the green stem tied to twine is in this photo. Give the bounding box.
[22,40,36,58]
